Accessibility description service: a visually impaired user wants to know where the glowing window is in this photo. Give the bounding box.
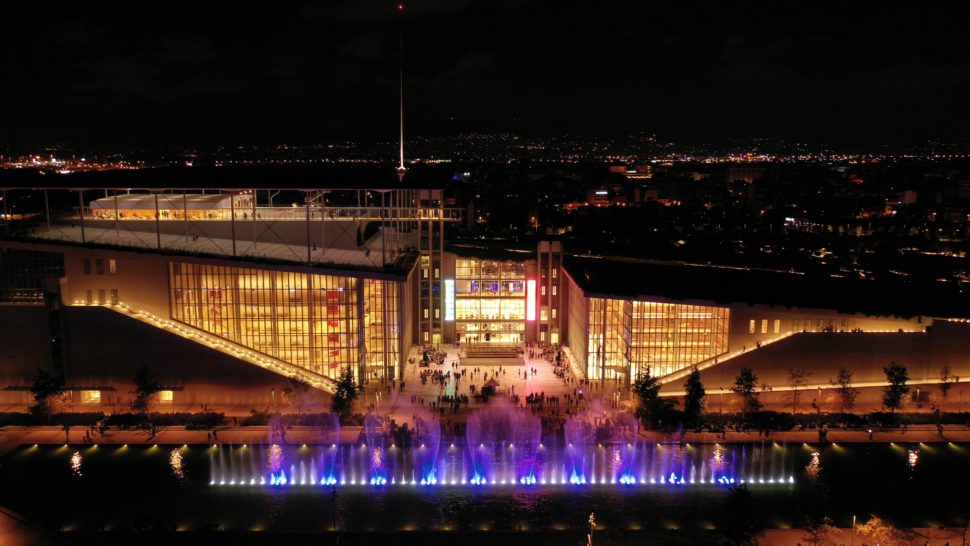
[109,259,117,274]
[80,390,101,404]
[761,319,768,334]
[773,319,781,334]
[159,390,174,403]
[749,320,756,334]
[526,279,536,321]
[443,279,455,321]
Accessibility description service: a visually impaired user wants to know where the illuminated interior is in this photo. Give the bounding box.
[169,262,400,381]
[363,279,400,381]
[587,298,729,381]
[454,258,526,344]
[89,193,253,221]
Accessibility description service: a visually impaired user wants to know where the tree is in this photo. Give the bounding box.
[716,484,766,546]
[939,364,957,413]
[131,364,162,416]
[829,367,858,413]
[802,515,838,546]
[683,367,706,426]
[282,378,313,418]
[331,366,358,423]
[632,371,676,429]
[857,515,913,545]
[28,368,65,420]
[732,367,762,414]
[882,361,910,413]
[787,367,811,414]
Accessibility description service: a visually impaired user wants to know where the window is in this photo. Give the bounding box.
[748,320,756,334]
[96,259,104,275]
[434,268,439,278]
[108,259,117,274]
[423,268,429,278]
[110,289,119,305]
[552,286,557,296]
[158,390,174,403]
[793,319,799,331]
[423,308,429,319]
[761,319,768,334]
[83,259,91,275]
[423,331,429,342]
[552,269,557,278]
[80,390,101,404]
[97,289,106,305]
[773,319,781,334]
[551,308,557,319]
[434,309,440,319]
[541,286,546,296]
[540,308,548,321]
[85,289,93,305]
[540,331,546,342]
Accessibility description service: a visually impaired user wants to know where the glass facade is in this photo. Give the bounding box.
[586,298,729,382]
[168,262,401,382]
[0,248,64,304]
[626,301,729,377]
[363,279,400,381]
[454,258,526,344]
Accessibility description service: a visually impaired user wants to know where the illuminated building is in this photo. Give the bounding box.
[1,165,969,408]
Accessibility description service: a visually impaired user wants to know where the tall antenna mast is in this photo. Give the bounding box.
[396,3,406,173]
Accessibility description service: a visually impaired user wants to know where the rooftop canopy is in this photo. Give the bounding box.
[0,164,454,191]
[564,255,970,320]
[89,193,239,211]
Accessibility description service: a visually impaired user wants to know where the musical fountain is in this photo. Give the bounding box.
[209,404,796,489]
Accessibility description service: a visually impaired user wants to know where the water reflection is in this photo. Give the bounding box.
[170,448,185,479]
[804,450,821,481]
[70,450,82,477]
[908,448,919,470]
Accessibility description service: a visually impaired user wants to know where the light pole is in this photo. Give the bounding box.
[588,512,597,546]
[850,514,856,546]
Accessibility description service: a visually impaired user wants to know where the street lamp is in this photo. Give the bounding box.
[850,514,856,546]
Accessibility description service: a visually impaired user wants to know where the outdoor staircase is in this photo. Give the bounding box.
[462,344,521,359]
[657,331,797,385]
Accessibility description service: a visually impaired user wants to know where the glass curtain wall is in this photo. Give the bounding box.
[586,297,729,382]
[454,258,526,345]
[587,298,628,381]
[627,302,729,377]
[0,248,64,304]
[168,262,359,381]
[363,279,400,382]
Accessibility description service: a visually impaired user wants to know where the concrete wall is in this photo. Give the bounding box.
[695,320,970,394]
[0,306,52,409]
[61,248,170,316]
[726,304,924,353]
[0,304,332,414]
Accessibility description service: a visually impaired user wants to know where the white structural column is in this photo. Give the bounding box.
[77,189,86,243]
[153,192,161,249]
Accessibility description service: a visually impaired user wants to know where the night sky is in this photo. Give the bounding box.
[2,2,968,147]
